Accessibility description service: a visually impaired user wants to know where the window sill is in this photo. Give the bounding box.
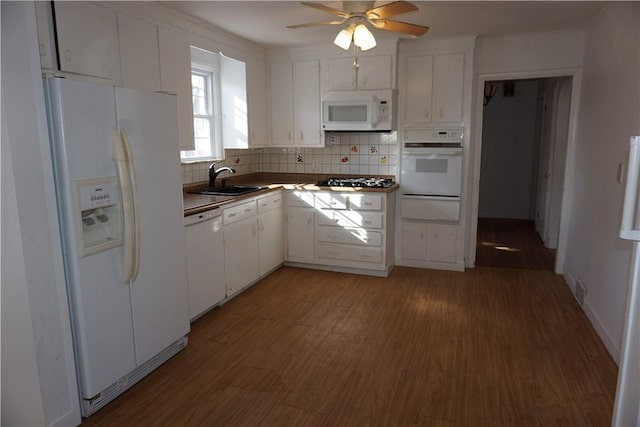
[181,158,223,165]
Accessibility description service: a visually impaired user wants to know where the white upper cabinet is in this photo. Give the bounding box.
[404,55,434,123]
[404,53,464,125]
[158,27,194,150]
[269,61,294,145]
[293,60,321,146]
[326,54,393,91]
[53,1,119,81]
[326,57,356,91]
[246,60,270,147]
[432,54,464,123]
[117,13,161,92]
[269,60,321,147]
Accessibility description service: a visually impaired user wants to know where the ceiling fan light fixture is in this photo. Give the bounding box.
[334,26,353,50]
[353,23,376,51]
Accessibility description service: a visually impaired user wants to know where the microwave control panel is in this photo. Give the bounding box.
[377,99,390,124]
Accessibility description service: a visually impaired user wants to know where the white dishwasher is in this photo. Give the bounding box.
[184,208,226,321]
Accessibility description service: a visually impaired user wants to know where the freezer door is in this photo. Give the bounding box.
[115,87,190,365]
[45,77,136,398]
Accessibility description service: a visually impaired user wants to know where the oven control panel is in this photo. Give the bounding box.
[404,127,464,144]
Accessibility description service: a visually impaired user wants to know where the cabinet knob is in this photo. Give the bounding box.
[300,131,304,141]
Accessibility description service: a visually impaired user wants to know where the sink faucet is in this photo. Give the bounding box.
[209,162,236,189]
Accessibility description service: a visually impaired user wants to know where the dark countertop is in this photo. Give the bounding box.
[183,172,399,216]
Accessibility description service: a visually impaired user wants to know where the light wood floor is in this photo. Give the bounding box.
[83,266,617,426]
[476,218,556,271]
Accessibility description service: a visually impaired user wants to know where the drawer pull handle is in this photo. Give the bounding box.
[363,220,372,225]
[359,254,372,258]
[327,251,339,256]
[229,213,236,217]
[244,208,251,213]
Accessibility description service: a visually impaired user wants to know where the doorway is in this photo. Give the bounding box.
[475,77,572,271]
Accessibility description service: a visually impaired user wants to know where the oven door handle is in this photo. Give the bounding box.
[403,147,463,155]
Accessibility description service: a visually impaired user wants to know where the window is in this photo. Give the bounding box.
[181,46,248,161]
[181,67,221,160]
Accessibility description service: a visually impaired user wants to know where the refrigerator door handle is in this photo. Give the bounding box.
[620,136,640,241]
[120,129,141,282]
[111,128,134,283]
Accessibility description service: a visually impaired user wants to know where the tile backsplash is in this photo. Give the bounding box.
[181,132,399,185]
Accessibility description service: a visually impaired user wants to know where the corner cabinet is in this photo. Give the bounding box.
[284,190,396,277]
[269,60,322,147]
[403,53,464,124]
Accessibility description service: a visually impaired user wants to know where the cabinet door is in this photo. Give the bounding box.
[270,62,294,145]
[35,1,56,70]
[54,1,118,81]
[404,55,433,124]
[327,57,356,91]
[259,208,284,276]
[224,219,259,296]
[117,13,161,92]
[400,223,428,261]
[158,27,194,150]
[293,60,321,146]
[247,60,270,147]
[429,224,458,263]
[286,208,315,263]
[433,54,464,123]
[358,55,392,90]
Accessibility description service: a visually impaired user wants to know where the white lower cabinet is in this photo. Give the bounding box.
[222,191,284,297]
[285,190,395,276]
[285,191,316,264]
[224,216,259,296]
[258,194,284,276]
[400,222,460,269]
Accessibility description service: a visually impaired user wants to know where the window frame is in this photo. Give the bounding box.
[180,63,223,162]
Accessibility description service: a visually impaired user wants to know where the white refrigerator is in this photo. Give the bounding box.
[44,77,190,416]
[615,135,640,426]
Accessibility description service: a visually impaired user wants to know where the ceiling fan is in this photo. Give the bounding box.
[287,1,429,51]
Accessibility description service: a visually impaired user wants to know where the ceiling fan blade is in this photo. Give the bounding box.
[301,2,350,18]
[371,19,429,36]
[366,1,418,19]
[287,19,345,29]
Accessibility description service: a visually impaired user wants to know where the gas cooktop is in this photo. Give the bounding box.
[315,177,395,188]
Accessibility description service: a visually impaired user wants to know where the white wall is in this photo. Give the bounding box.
[564,1,640,361]
[479,79,540,219]
[1,2,81,426]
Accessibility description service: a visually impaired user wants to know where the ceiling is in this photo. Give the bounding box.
[160,1,609,49]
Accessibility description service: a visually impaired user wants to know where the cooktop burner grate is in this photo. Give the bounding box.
[315,177,394,188]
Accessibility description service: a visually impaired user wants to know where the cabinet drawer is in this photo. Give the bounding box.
[317,226,382,246]
[317,244,383,264]
[317,211,383,229]
[286,190,315,208]
[348,194,382,211]
[223,200,257,225]
[316,193,348,210]
[257,192,282,214]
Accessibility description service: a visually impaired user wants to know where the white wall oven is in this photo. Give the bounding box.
[400,128,464,221]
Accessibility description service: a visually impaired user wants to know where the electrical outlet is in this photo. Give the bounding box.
[617,162,624,184]
[575,278,586,306]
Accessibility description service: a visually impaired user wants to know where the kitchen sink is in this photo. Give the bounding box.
[189,185,264,196]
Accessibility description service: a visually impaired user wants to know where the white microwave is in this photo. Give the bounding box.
[322,90,396,131]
